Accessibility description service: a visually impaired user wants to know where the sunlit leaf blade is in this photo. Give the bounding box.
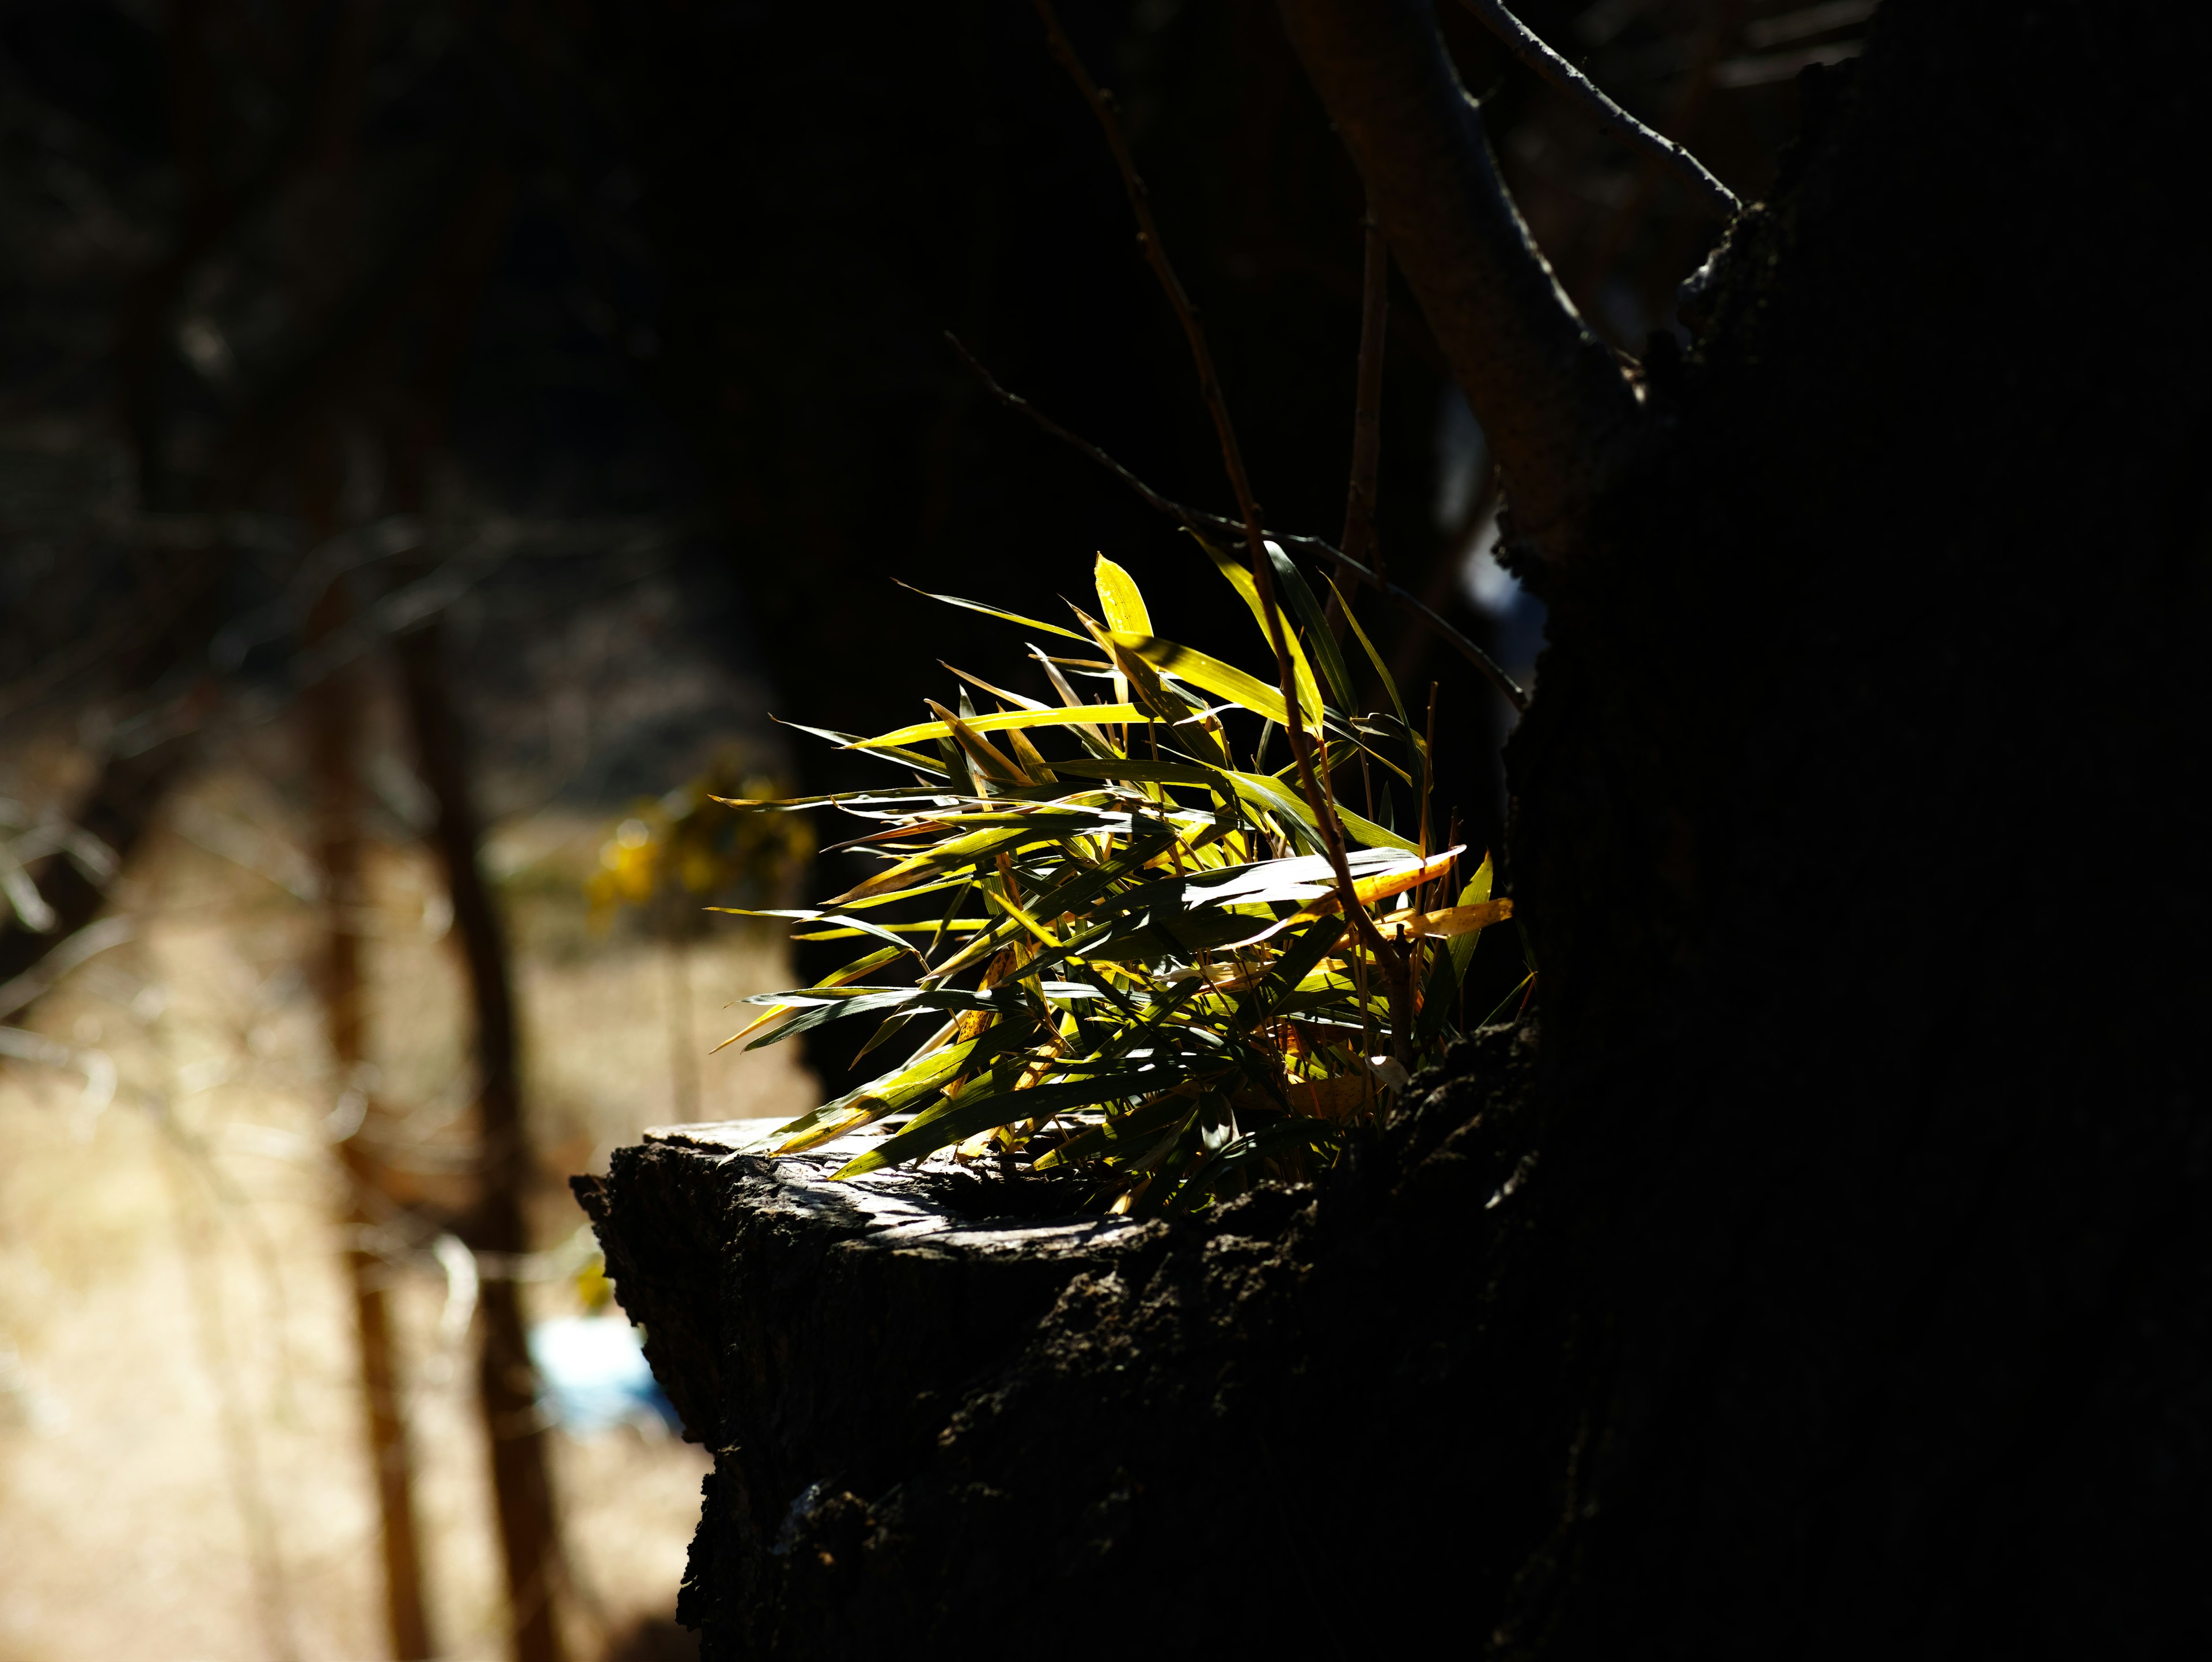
[1094,553,1153,637]
[1263,540,1358,712]
[1450,854,1496,983]
[899,581,1090,641]
[1190,534,1324,725]
[927,699,1035,785]
[1386,898,1511,940]
[1110,631,1289,728]
[708,907,921,960]
[1326,577,1410,732]
[766,1038,980,1153]
[941,662,1049,711]
[849,705,1160,749]
[771,718,950,777]
[711,555,1525,1204]
[833,1069,1165,1178]
[710,943,905,1053]
[1211,767,1417,856]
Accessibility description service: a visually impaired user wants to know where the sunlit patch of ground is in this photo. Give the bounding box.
[1,768,815,1661]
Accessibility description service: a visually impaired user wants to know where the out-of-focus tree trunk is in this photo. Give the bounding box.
[303,574,435,1662]
[393,597,567,1662]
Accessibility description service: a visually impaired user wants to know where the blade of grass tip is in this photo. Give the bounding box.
[851,704,1157,749]
[924,877,974,965]
[1325,575,1410,732]
[771,717,950,778]
[941,661,1050,711]
[1262,539,1358,712]
[1475,970,1536,1031]
[1448,854,1495,979]
[896,580,1090,641]
[711,942,907,1052]
[1190,533,1325,726]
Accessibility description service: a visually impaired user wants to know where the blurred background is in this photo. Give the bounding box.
[0,1,1859,1657]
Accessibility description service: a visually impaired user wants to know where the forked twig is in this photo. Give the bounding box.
[945,334,1529,714]
[1453,0,1740,219]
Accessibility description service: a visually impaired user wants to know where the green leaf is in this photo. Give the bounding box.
[1033,1088,1207,1168]
[1247,916,1348,1023]
[765,1037,982,1153]
[1189,535,1324,726]
[1449,853,1495,983]
[1109,632,1289,728]
[709,907,920,961]
[772,719,949,778]
[1263,540,1358,712]
[832,1068,1164,1177]
[1214,768,1417,855]
[1327,577,1409,732]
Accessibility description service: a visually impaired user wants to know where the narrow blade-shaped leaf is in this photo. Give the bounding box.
[850,705,1160,749]
[1263,540,1358,712]
[1190,535,1324,726]
[900,582,1089,641]
[833,1069,1163,1177]
[1094,554,1153,637]
[1111,631,1290,728]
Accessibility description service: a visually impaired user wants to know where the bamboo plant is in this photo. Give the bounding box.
[713,540,1511,1213]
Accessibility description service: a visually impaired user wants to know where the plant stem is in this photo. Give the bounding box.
[1331,201,1391,633]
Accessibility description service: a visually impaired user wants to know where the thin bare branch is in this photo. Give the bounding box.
[1452,0,1740,218]
[945,335,1528,713]
[1276,0,1645,557]
[1342,203,1391,576]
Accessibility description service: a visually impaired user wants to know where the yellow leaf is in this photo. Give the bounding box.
[848,705,1157,749]
[1350,847,1461,906]
[1094,554,1153,636]
[1194,540,1325,726]
[1108,632,1290,727]
[1381,898,1513,940]
[926,699,1032,785]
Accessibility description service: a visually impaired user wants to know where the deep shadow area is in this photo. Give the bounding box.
[580,3,2212,1656]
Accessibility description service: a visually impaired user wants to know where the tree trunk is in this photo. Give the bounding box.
[584,2,2212,1656]
[304,578,436,1661]
[395,609,569,1662]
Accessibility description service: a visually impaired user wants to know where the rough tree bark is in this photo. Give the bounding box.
[584,1,2212,1655]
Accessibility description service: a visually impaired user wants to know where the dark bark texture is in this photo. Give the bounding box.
[583,1,2212,1655]
[574,1022,1544,1659]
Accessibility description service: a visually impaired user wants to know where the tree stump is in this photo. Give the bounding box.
[575,1023,1543,1660]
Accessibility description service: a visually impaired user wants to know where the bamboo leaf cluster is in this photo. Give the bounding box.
[715,545,1511,1213]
